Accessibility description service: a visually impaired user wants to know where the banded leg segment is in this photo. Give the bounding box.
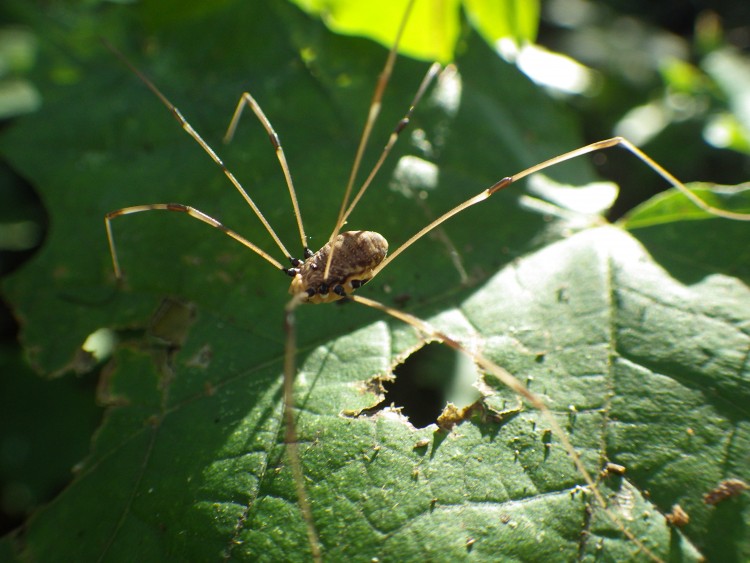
[509,136,750,221]
[103,40,296,264]
[323,62,441,280]
[105,203,286,279]
[283,292,322,562]
[224,92,310,257]
[337,62,442,234]
[330,0,419,238]
[372,136,750,279]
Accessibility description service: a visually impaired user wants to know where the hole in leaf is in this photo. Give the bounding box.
[387,343,481,428]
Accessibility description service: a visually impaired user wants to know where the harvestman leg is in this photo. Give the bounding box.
[372,136,750,279]
[320,0,440,280]
[224,92,311,259]
[329,0,417,243]
[334,64,442,241]
[282,293,319,560]
[105,204,288,279]
[103,40,300,266]
[321,62,441,280]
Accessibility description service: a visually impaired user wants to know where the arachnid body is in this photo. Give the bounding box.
[289,230,387,303]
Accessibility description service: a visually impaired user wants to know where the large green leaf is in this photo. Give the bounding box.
[2,0,749,561]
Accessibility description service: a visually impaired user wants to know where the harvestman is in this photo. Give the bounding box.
[103,3,750,561]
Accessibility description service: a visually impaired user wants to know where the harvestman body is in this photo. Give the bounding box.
[288,230,387,303]
[103,2,750,561]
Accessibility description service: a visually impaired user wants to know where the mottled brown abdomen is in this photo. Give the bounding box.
[289,230,388,304]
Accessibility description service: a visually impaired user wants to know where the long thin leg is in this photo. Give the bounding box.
[329,0,417,238]
[283,293,322,562]
[349,294,662,563]
[321,5,440,280]
[372,136,750,279]
[103,40,297,264]
[337,63,442,234]
[224,93,310,257]
[511,137,750,221]
[105,204,287,279]
[323,62,441,280]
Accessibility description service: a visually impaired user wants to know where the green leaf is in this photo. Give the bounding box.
[0,343,101,533]
[289,0,461,63]
[289,0,539,62]
[464,0,540,45]
[621,183,750,284]
[2,0,749,561]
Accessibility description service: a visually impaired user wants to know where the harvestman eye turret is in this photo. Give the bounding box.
[103,1,750,561]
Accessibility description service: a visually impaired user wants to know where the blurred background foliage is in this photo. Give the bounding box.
[1,0,749,541]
